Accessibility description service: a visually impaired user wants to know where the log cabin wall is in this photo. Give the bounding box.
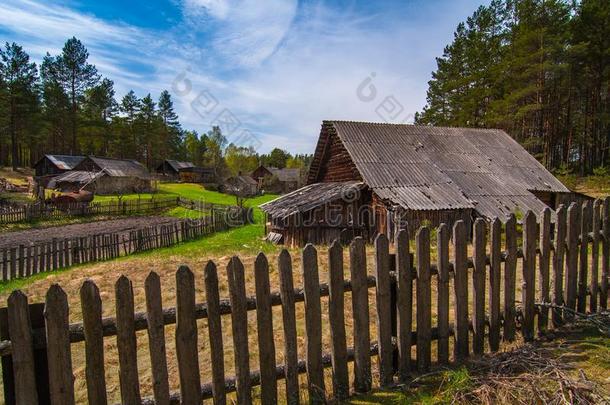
[311,125,362,183]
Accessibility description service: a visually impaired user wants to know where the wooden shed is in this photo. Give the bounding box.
[33,154,85,176]
[62,156,153,194]
[156,160,216,183]
[252,165,302,193]
[260,120,570,246]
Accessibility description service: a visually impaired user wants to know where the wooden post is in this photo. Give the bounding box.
[227,257,251,404]
[416,227,431,371]
[472,219,486,355]
[254,253,278,403]
[302,244,325,403]
[602,197,609,310]
[553,205,567,326]
[436,224,450,363]
[144,272,170,405]
[374,234,393,386]
[504,214,517,341]
[565,203,580,318]
[590,200,601,312]
[80,280,107,405]
[204,261,226,405]
[328,241,348,400]
[18,245,25,279]
[278,250,300,405]
[44,285,74,405]
[538,208,551,334]
[489,218,501,351]
[115,276,141,404]
[175,266,201,404]
[578,201,591,313]
[350,237,371,393]
[453,220,469,359]
[7,291,39,405]
[395,229,412,381]
[522,211,537,342]
[10,247,16,280]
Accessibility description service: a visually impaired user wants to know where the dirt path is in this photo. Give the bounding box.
[0,216,181,248]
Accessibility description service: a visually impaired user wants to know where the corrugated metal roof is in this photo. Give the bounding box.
[80,156,151,178]
[166,160,195,171]
[320,121,568,217]
[260,182,365,219]
[48,171,105,188]
[44,154,85,170]
[374,184,472,210]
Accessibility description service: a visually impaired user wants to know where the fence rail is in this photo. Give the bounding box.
[0,207,246,282]
[0,196,240,224]
[0,198,179,224]
[0,199,608,404]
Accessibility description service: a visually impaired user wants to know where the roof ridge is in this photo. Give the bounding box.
[325,120,505,132]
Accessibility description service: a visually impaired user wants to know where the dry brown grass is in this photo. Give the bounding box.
[0,239,606,403]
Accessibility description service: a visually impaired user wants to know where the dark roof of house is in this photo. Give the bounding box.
[161,160,196,172]
[267,121,568,219]
[260,181,364,219]
[35,154,85,170]
[227,175,258,186]
[78,156,151,179]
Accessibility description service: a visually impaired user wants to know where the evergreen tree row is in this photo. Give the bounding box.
[0,36,313,177]
[1,37,199,170]
[416,0,610,175]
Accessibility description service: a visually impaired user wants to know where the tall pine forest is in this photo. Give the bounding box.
[417,0,610,175]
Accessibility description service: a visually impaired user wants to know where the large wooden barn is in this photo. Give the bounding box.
[260,120,570,246]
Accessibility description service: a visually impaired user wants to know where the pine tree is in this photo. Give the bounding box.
[43,37,99,154]
[0,42,39,169]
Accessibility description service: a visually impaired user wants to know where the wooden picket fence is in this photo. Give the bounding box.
[0,199,608,404]
[0,207,245,282]
[0,198,180,224]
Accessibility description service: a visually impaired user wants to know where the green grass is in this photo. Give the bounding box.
[92,182,279,208]
[349,367,472,404]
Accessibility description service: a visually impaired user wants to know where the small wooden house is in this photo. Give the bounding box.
[224,175,258,197]
[260,120,570,246]
[33,154,85,176]
[251,165,302,193]
[156,160,216,183]
[156,160,193,179]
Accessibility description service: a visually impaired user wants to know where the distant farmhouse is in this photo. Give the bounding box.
[261,121,570,246]
[49,156,152,195]
[251,165,302,193]
[224,174,259,197]
[34,154,85,177]
[156,159,216,183]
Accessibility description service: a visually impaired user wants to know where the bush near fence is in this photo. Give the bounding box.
[0,207,248,282]
[0,200,609,404]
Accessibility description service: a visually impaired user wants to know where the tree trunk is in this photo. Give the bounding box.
[10,95,19,170]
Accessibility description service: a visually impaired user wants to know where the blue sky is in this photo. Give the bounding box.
[0,0,483,153]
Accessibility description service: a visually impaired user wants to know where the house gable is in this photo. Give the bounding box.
[307,121,362,184]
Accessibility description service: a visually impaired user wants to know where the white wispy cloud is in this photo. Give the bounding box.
[0,0,482,153]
